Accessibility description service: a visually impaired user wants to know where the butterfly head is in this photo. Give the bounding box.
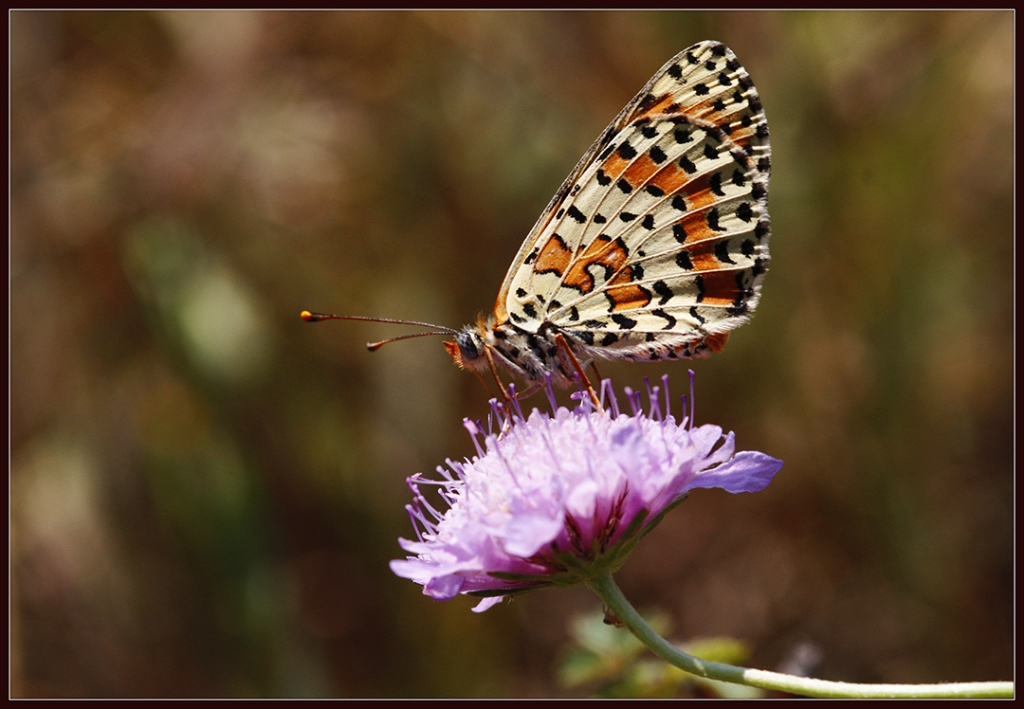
[444,325,489,372]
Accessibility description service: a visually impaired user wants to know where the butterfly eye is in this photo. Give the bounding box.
[456,331,481,361]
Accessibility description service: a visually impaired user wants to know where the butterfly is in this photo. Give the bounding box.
[304,41,770,400]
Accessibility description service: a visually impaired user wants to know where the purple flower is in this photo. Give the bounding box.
[390,375,783,612]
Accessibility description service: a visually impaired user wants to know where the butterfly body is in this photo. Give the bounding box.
[446,40,771,389]
[447,314,731,390]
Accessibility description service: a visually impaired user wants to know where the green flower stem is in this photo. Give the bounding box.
[587,571,1013,699]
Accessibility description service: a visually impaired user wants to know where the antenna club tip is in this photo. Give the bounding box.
[300,310,318,322]
[366,342,381,352]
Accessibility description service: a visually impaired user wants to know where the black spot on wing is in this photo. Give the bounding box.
[611,313,637,330]
[653,280,673,305]
[653,309,677,329]
[709,172,724,196]
[707,207,722,231]
[715,240,735,264]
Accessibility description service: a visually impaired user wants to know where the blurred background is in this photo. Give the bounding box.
[10,10,1012,698]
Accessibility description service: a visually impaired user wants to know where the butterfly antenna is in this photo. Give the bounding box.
[365,331,451,352]
[300,311,456,351]
[300,311,457,333]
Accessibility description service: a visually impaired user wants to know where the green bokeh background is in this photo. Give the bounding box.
[10,10,1012,697]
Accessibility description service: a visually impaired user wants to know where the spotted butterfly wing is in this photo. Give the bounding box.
[434,42,772,391]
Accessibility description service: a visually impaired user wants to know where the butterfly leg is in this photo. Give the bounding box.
[483,346,513,402]
[554,333,601,411]
[471,358,539,406]
[471,369,495,398]
[514,381,544,401]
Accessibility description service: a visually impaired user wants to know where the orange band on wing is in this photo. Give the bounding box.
[621,154,659,188]
[600,152,631,181]
[683,239,720,270]
[605,274,652,311]
[673,209,717,247]
[534,234,573,277]
[563,237,628,294]
[631,93,679,122]
[680,174,717,210]
[648,162,689,195]
[698,270,743,305]
[704,332,729,352]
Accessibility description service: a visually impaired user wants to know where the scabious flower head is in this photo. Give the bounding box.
[390,374,783,612]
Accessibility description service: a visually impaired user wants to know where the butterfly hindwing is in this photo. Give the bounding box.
[500,41,770,362]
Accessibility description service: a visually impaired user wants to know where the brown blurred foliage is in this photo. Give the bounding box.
[10,10,1012,697]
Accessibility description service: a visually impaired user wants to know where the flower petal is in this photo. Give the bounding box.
[472,595,505,613]
[681,451,783,494]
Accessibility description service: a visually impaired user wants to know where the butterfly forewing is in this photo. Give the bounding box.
[500,41,770,363]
